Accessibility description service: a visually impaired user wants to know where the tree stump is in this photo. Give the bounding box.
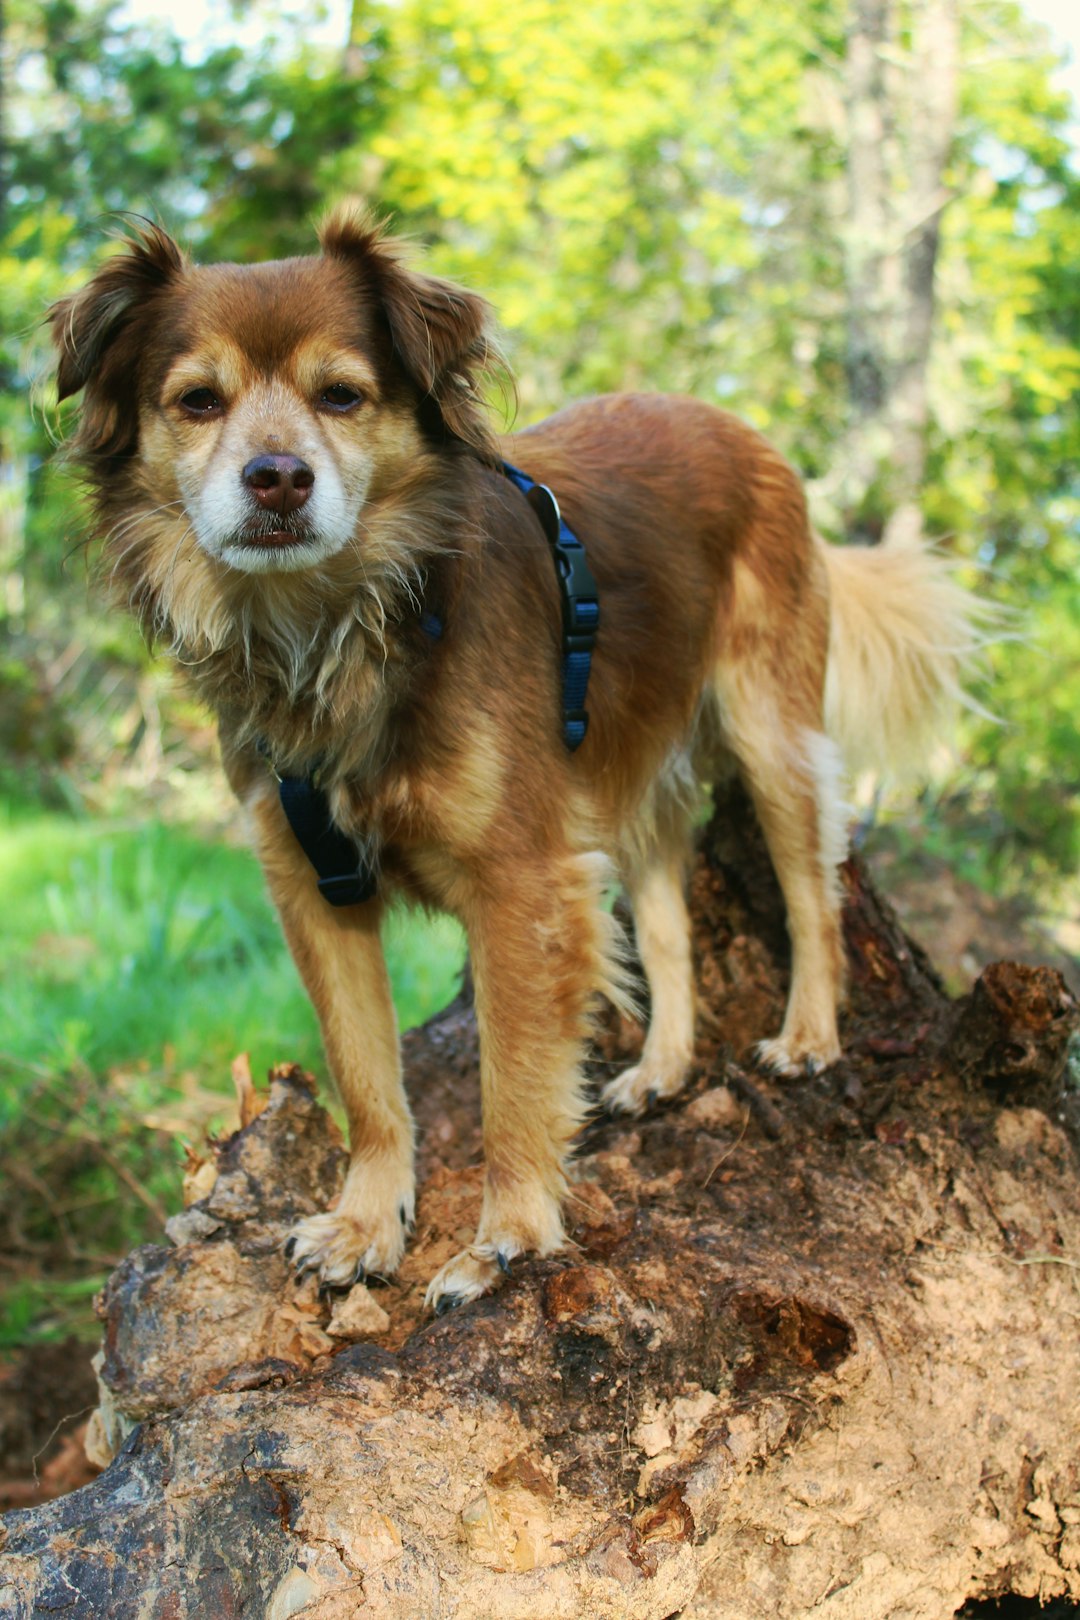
[1,782,1078,1619]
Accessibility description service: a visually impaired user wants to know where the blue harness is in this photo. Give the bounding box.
[267,462,600,907]
[500,462,599,752]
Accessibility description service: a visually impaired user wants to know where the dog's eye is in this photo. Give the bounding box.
[319,384,363,412]
[179,388,223,416]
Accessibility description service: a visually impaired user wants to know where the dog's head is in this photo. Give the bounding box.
[50,207,500,577]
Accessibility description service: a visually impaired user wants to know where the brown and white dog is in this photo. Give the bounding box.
[50,207,978,1310]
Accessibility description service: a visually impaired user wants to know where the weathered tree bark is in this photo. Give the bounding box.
[832,0,960,545]
[1,781,1078,1619]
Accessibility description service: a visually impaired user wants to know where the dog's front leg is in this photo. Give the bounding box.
[424,850,616,1313]
[248,786,415,1287]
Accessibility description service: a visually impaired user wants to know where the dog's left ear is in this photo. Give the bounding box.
[319,205,502,461]
[49,221,186,470]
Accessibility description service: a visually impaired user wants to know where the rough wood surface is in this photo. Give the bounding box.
[2,783,1078,1619]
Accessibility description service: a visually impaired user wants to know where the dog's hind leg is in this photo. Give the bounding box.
[601,851,696,1116]
[248,786,415,1287]
[713,642,847,1074]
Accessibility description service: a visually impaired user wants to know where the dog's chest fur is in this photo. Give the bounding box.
[211,601,516,909]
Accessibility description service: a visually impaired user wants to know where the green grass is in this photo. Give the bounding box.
[0,807,465,1092]
[0,805,466,1344]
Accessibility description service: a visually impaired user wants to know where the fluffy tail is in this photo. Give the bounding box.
[820,534,990,776]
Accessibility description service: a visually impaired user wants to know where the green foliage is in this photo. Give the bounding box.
[0,1272,106,1350]
[966,560,1080,876]
[0,658,77,803]
[370,0,845,447]
[4,0,389,263]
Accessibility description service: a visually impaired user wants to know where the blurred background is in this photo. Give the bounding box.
[1,0,1078,1363]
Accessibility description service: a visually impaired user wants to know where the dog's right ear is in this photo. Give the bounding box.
[49,222,186,465]
[319,204,503,462]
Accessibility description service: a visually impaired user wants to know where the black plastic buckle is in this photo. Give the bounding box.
[562,589,599,649]
[555,545,599,615]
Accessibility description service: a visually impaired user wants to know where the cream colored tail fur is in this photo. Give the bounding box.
[820,534,988,777]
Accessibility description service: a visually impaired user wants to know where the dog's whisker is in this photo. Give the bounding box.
[103,498,185,544]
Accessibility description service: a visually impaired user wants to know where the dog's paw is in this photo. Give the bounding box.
[286,1199,412,1290]
[601,1057,690,1117]
[755,1035,840,1080]
[423,1241,521,1315]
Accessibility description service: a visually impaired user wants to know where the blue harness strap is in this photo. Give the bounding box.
[501,460,600,751]
[256,742,377,908]
[265,461,600,905]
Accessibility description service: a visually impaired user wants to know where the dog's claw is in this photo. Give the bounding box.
[283,1235,297,1261]
[434,1291,465,1317]
[496,1250,512,1276]
[351,1260,367,1286]
[644,1086,660,1110]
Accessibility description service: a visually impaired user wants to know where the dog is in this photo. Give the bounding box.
[49,206,979,1311]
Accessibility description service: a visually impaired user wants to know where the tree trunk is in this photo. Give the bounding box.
[884,0,960,547]
[843,0,892,500]
[835,0,960,545]
[343,0,374,84]
[1,781,1078,1619]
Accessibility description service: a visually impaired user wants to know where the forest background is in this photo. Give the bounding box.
[1,0,1078,1352]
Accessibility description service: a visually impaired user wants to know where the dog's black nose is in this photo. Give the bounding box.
[242,454,315,515]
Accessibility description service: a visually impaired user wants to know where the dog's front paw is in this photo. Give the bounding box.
[423,1242,520,1315]
[755,1035,840,1080]
[287,1197,413,1290]
[425,1180,566,1314]
[601,1056,690,1117]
